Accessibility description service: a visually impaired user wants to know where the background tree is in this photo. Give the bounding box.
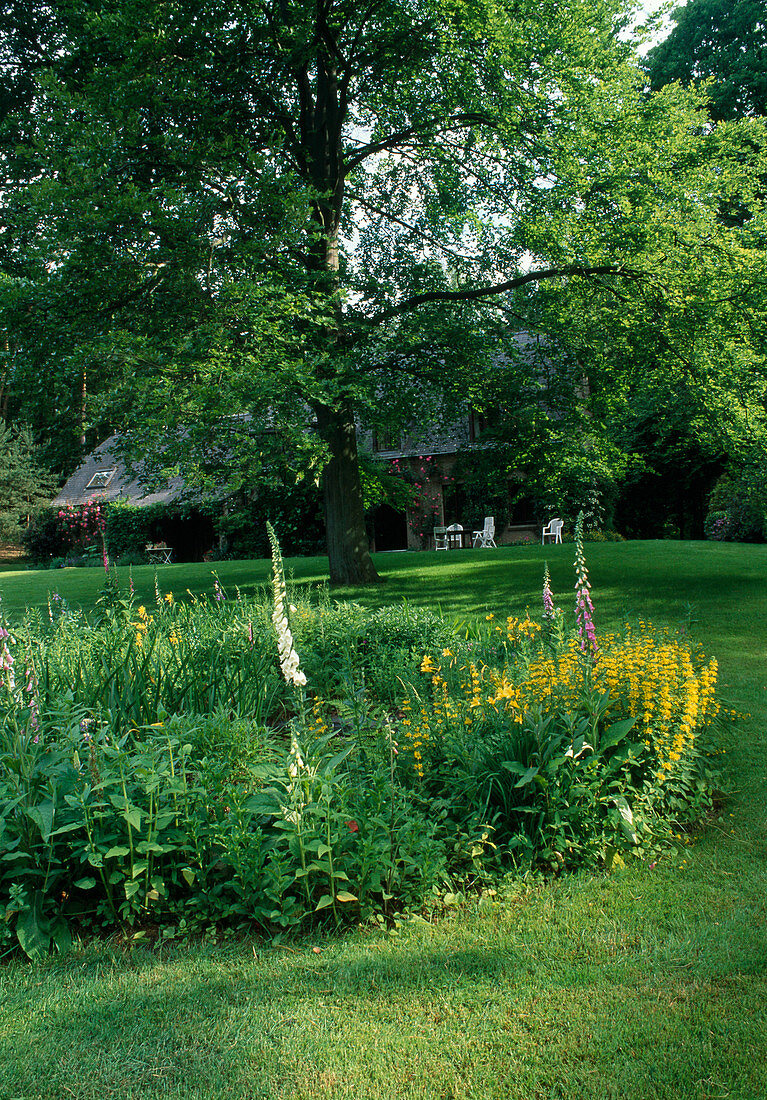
[0,419,59,541]
[1,0,766,578]
[648,0,767,122]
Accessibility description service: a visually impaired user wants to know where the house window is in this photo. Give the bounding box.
[372,429,400,453]
[86,468,116,490]
[469,410,489,442]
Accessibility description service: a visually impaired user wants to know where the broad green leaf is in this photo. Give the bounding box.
[612,796,639,845]
[324,745,354,773]
[514,765,540,788]
[24,801,55,842]
[501,761,527,776]
[16,908,50,961]
[50,918,73,955]
[600,718,637,752]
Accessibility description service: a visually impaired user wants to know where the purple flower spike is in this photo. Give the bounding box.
[574,512,598,661]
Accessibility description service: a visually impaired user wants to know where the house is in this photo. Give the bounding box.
[360,332,559,550]
[52,436,217,561]
[54,332,563,558]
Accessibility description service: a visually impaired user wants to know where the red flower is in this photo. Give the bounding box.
[346,819,359,833]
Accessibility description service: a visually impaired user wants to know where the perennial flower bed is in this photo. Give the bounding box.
[0,520,728,959]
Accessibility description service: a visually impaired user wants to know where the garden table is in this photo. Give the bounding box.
[146,545,173,564]
[446,528,474,548]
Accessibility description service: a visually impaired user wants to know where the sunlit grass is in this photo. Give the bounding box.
[1,540,766,1098]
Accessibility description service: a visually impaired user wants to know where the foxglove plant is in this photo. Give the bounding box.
[574,511,598,661]
[267,522,307,690]
[542,562,555,620]
[0,619,14,694]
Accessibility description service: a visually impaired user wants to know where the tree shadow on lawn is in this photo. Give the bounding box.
[346,542,767,626]
[3,935,766,1100]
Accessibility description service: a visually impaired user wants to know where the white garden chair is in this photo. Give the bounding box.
[433,526,449,550]
[472,516,497,548]
[541,518,563,544]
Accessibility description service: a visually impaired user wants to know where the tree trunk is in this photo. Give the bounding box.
[316,402,381,585]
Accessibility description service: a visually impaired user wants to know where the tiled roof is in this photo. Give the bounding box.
[52,435,187,508]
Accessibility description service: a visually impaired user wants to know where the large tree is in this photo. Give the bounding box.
[1,0,765,580]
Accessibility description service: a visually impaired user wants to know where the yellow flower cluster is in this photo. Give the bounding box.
[134,605,154,648]
[404,623,719,783]
[596,627,717,782]
[399,696,431,777]
[308,697,330,737]
[519,626,719,781]
[504,613,542,646]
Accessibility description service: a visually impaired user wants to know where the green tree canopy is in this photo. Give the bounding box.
[1,0,766,579]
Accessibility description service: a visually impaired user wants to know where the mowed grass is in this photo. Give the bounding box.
[1,541,766,1100]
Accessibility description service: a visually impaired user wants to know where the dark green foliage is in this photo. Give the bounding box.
[293,600,458,703]
[450,446,513,532]
[648,0,767,122]
[0,420,59,541]
[21,508,69,564]
[103,503,160,560]
[424,707,649,873]
[705,466,767,542]
[216,485,326,560]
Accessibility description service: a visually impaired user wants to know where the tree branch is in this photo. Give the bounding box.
[346,190,476,261]
[365,266,642,328]
[345,112,493,170]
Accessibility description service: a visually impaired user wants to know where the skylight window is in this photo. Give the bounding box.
[86,468,116,490]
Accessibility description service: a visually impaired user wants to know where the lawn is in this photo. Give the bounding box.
[1,540,766,1100]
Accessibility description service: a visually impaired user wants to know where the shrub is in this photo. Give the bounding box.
[104,500,157,558]
[216,486,326,558]
[705,467,767,543]
[22,508,69,564]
